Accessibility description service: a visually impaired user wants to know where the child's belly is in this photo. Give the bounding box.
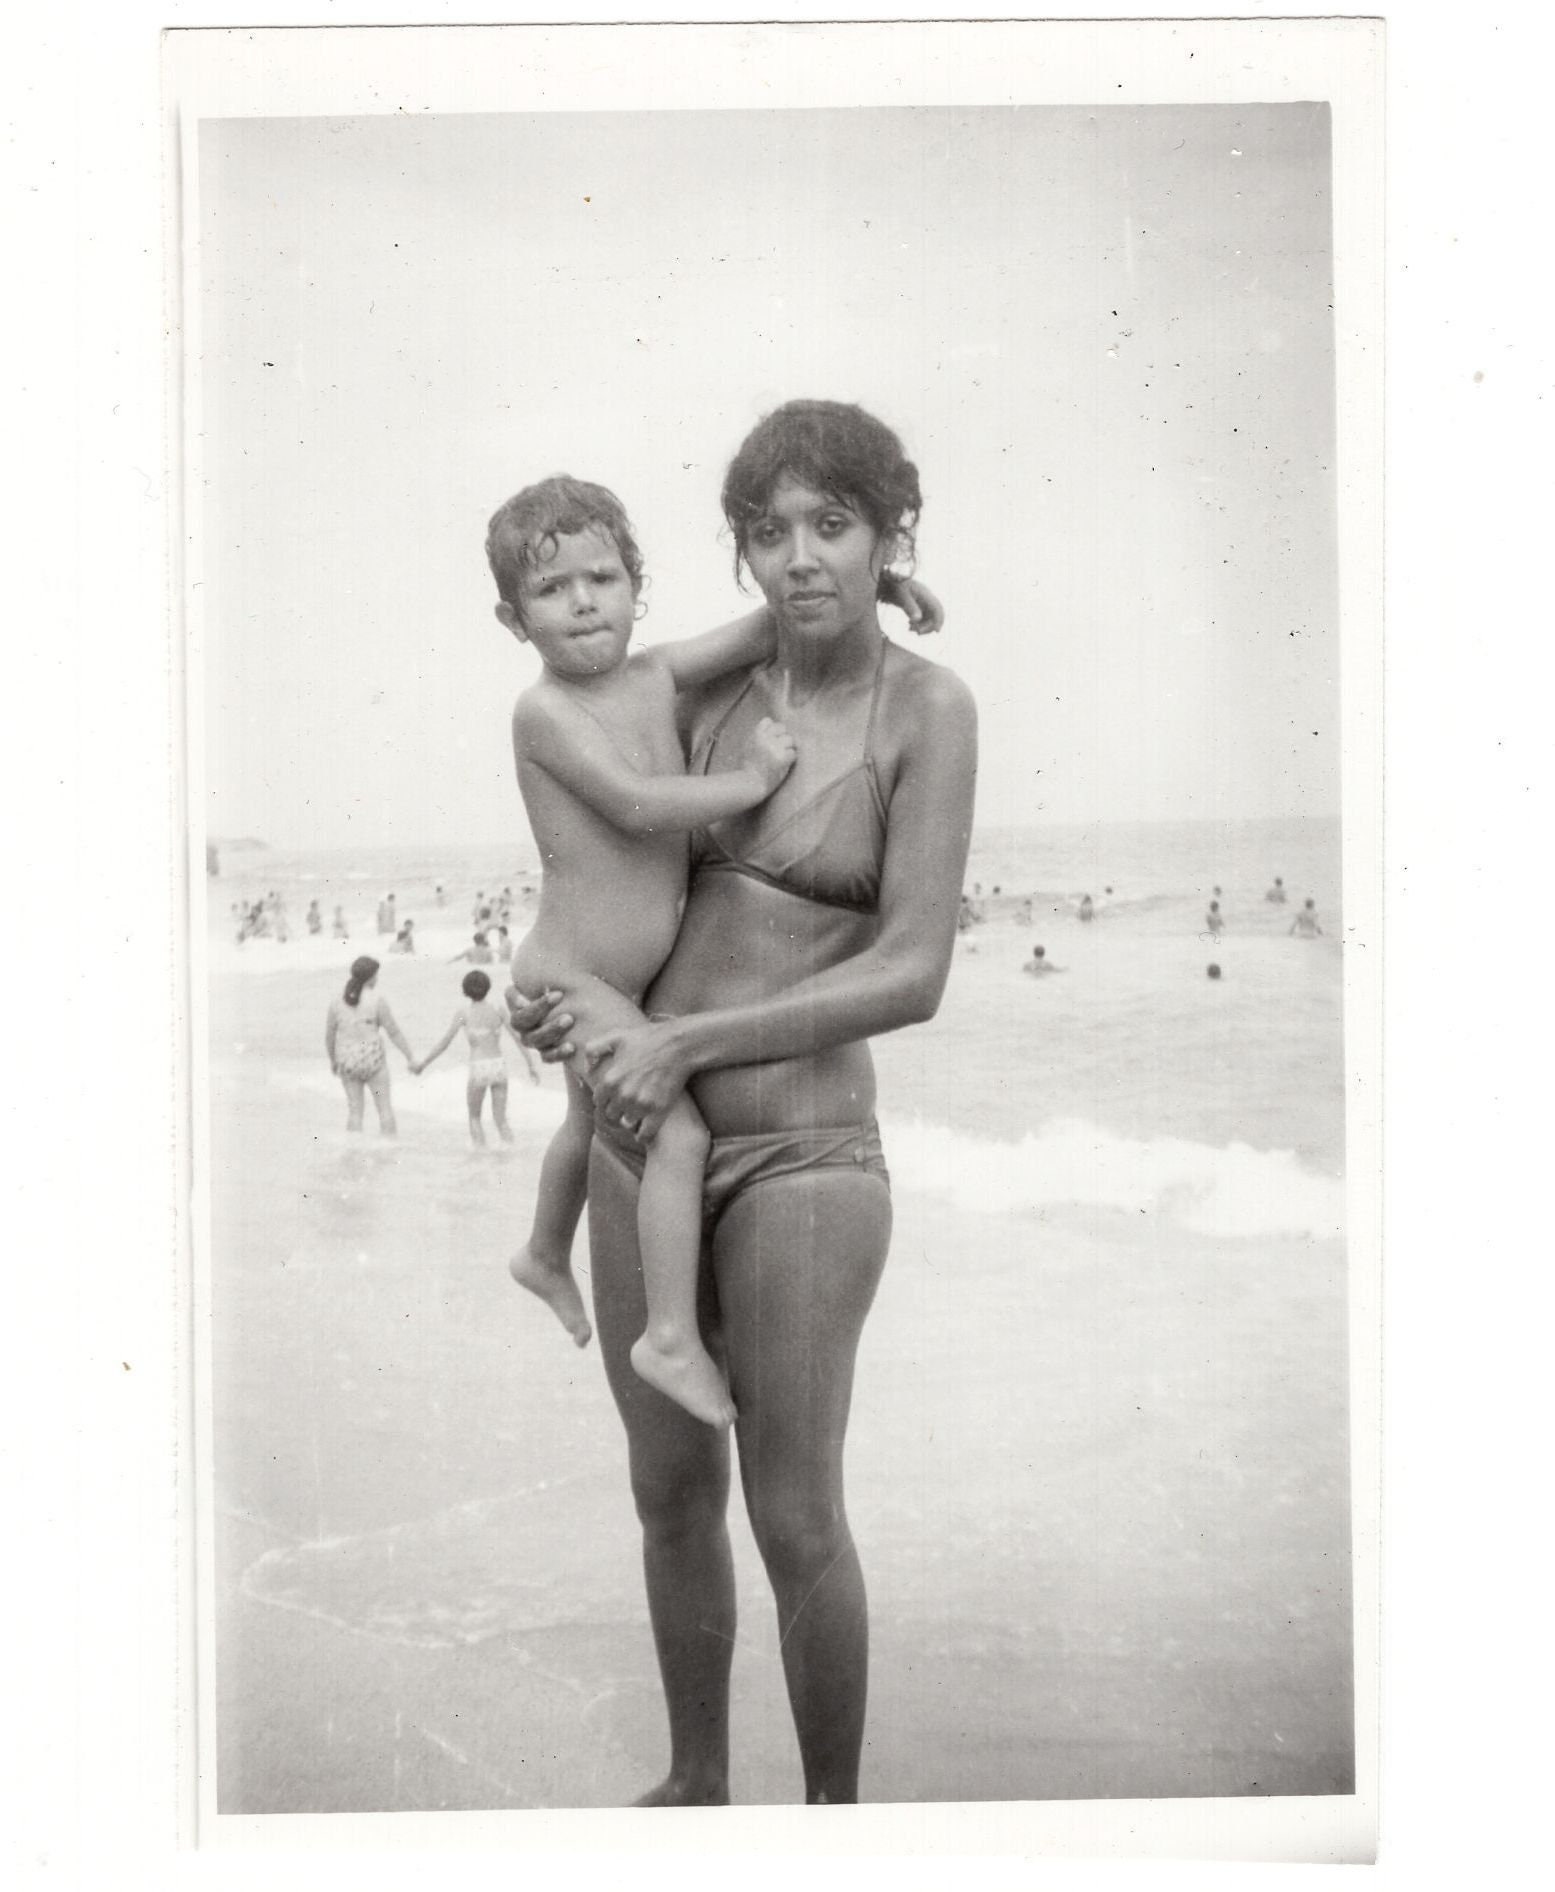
[511,889,684,1006]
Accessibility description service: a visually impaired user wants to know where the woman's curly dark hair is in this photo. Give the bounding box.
[486,475,645,614]
[720,400,922,595]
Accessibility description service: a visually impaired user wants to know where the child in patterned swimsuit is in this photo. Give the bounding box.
[412,969,538,1146]
[488,475,937,1428]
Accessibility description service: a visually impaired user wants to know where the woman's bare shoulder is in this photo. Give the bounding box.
[882,641,976,723]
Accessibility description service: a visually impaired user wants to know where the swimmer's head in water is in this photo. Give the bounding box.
[462,969,492,1001]
[485,476,646,617]
[721,400,921,594]
[343,955,380,1005]
[473,931,488,946]
[1033,946,1046,959]
[1207,963,1222,980]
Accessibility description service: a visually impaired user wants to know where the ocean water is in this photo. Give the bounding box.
[207,823,1353,1806]
[206,815,1339,937]
[206,816,1346,1244]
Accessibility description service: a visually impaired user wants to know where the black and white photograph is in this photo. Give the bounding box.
[169,17,1381,1857]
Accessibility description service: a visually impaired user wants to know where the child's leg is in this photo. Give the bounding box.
[342,1074,366,1132]
[490,1079,513,1142]
[509,1069,594,1348]
[368,1063,397,1136]
[465,1077,488,1146]
[628,1094,734,1429]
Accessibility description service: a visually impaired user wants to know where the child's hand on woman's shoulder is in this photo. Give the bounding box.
[881,573,945,635]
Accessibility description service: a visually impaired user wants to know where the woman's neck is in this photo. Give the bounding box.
[771,612,883,704]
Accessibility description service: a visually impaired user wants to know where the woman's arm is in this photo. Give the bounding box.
[413,1012,461,1074]
[324,1004,339,1069]
[585,665,977,1133]
[376,997,415,1063]
[516,689,795,836]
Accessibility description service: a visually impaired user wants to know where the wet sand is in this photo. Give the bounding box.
[207,950,1352,1812]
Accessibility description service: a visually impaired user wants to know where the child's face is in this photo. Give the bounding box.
[496,526,637,679]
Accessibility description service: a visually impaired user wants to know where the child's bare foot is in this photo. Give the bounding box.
[629,1333,736,1429]
[509,1244,592,1347]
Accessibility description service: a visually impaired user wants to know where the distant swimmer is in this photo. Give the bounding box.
[451,930,494,965]
[1265,876,1287,905]
[305,899,322,936]
[411,968,539,1146]
[1212,884,1222,900]
[324,955,417,1135]
[1205,899,1225,937]
[957,893,979,933]
[1023,945,1063,976]
[331,905,350,941]
[1207,963,1223,981]
[390,919,416,955]
[1077,894,1095,923]
[1289,898,1324,938]
[434,882,447,908]
[1019,897,1034,926]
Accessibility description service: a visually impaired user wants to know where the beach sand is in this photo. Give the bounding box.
[205,902,1352,1812]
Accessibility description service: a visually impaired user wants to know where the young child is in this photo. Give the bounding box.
[489,474,936,1429]
[411,968,539,1145]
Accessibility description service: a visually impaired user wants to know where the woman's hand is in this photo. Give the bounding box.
[505,986,576,1062]
[583,1020,694,1142]
[880,573,945,635]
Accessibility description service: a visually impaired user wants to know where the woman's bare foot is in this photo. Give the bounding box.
[631,1775,730,1807]
[629,1333,736,1429]
[509,1245,592,1347]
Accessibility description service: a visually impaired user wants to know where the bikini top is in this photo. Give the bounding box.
[689,638,889,916]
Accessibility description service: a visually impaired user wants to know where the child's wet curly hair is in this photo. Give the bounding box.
[486,475,645,614]
[720,401,922,593]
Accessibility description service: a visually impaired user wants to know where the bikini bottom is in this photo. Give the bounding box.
[592,1112,889,1230]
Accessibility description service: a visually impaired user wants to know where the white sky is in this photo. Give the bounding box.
[199,102,1338,849]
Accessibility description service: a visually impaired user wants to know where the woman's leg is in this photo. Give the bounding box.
[588,1140,735,1805]
[367,1062,397,1136]
[630,1098,734,1429]
[465,1076,488,1145]
[510,1070,594,1346]
[714,1170,891,1804]
[341,1074,365,1131]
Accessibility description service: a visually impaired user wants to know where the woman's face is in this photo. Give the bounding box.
[742,477,887,638]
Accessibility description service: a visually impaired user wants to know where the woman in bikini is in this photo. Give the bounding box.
[515,401,976,1805]
[324,955,416,1135]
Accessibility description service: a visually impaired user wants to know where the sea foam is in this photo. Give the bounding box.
[277,1056,1342,1242]
[878,1115,1344,1240]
